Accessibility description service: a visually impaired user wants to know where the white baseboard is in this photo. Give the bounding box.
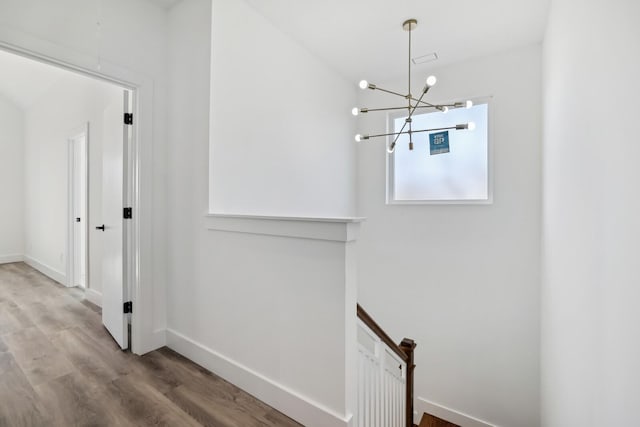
[84,288,102,307]
[0,254,23,264]
[166,329,352,427]
[415,397,497,427]
[23,255,66,285]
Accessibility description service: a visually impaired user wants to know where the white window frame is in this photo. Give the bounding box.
[386,96,494,205]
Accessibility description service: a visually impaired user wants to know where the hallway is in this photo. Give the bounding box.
[0,262,300,426]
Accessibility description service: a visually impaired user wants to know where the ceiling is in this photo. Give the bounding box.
[244,0,551,84]
[146,0,183,10]
[0,1,550,108]
[0,49,68,110]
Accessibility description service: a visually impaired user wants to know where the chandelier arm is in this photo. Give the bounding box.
[365,106,413,113]
[411,98,466,109]
[386,119,409,152]
[409,125,460,134]
[374,86,409,100]
[392,119,409,144]
[367,125,459,139]
[414,104,447,110]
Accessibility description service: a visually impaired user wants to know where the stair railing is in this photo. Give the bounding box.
[357,304,416,427]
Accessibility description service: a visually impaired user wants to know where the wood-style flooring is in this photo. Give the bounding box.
[0,262,302,427]
[418,412,460,427]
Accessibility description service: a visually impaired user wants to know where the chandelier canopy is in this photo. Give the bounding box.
[353,19,475,153]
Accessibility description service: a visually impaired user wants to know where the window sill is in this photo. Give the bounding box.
[386,198,493,205]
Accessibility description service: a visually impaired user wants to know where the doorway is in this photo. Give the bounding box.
[69,125,88,289]
[0,46,137,351]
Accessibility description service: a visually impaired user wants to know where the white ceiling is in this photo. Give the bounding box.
[0,1,550,108]
[146,0,183,10]
[0,49,68,110]
[244,0,551,84]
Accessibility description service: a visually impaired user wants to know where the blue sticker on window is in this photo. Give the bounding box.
[429,131,450,155]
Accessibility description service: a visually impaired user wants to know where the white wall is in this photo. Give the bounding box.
[209,0,357,217]
[356,45,542,427]
[0,0,168,353]
[0,95,24,263]
[23,73,122,294]
[166,1,358,426]
[541,0,640,426]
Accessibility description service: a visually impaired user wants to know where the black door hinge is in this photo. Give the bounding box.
[124,113,133,125]
[123,207,132,219]
[123,301,132,314]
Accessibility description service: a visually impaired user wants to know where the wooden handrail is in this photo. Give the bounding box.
[357,304,409,363]
[357,304,417,427]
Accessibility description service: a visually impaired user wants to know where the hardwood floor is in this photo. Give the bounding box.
[418,412,460,427]
[0,262,302,427]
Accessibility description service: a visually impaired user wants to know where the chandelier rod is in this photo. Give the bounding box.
[362,105,442,113]
[408,19,412,101]
[364,124,469,140]
[372,86,407,99]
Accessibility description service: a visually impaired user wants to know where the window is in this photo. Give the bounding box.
[387,101,490,204]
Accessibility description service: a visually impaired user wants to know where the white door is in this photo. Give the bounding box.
[99,90,131,349]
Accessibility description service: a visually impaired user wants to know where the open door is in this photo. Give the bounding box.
[98,90,132,349]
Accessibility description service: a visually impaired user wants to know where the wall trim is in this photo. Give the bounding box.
[23,255,67,285]
[85,288,102,307]
[205,213,365,242]
[166,328,352,427]
[414,397,497,427]
[0,254,23,265]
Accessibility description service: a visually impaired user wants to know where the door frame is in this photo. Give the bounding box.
[0,33,155,354]
[67,123,90,290]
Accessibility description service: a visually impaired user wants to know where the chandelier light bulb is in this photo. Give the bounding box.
[352,107,359,116]
[355,134,363,142]
[359,80,369,90]
[465,100,473,109]
[387,143,396,154]
[441,106,449,114]
[425,75,437,88]
[467,122,476,131]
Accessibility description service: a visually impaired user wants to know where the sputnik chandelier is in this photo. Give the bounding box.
[353,19,475,153]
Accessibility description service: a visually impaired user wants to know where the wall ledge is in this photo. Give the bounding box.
[205,213,365,242]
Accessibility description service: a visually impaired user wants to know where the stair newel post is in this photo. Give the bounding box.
[400,338,417,427]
